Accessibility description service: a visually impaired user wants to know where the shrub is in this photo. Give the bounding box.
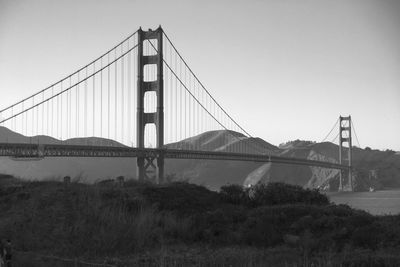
[250,182,329,206]
[351,223,382,250]
[195,205,248,244]
[219,184,249,205]
[140,182,220,214]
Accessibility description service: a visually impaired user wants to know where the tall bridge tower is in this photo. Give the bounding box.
[339,115,352,191]
[136,26,164,183]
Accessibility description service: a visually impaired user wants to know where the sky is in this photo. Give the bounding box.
[0,0,399,150]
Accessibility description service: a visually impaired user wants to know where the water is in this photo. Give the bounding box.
[327,189,400,215]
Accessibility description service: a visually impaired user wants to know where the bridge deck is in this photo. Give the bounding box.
[0,143,349,170]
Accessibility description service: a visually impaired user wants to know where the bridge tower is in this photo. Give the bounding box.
[339,115,352,191]
[136,26,164,183]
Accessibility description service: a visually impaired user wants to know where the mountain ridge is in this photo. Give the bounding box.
[0,126,399,190]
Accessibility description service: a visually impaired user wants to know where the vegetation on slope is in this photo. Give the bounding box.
[0,177,400,266]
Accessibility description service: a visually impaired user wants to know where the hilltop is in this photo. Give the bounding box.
[0,126,123,146]
[166,130,279,154]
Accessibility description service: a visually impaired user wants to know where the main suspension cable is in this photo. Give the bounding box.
[148,40,265,154]
[0,31,139,115]
[0,43,139,125]
[351,120,361,148]
[322,118,339,143]
[162,31,254,138]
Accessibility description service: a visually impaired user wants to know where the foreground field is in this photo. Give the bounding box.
[1,177,400,266]
[328,189,400,215]
[13,246,400,267]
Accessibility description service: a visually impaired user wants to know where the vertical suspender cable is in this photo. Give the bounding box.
[177,51,179,142]
[10,107,13,132]
[188,70,191,139]
[184,66,187,139]
[69,76,72,139]
[42,92,44,135]
[55,85,58,139]
[127,40,131,146]
[179,57,182,141]
[60,82,63,140]
[100,57,103,137]
[167,43,170,143]
[85,67,88,137]
[76,73,79,137]
[31,98,34,137]
[134,40,136,147]
[115,49,118,141]
[36,96,39,135]
[108,53,111,139]
[171,43,174,143]
[121,45,124,144]
[22,101,25,136]
[65,80,68,139]
[47,91,49,136]
[93,63,96,137]
[51,86,54,137]
[351,120,361,148]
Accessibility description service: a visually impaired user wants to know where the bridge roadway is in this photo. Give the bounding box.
[0,143,349,170]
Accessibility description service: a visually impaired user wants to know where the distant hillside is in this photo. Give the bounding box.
[0,126,124,147]
[166,136,341,190]
[166,130,279,155]
[0,127,399,190]
[168,137,400,190]
[163,131,282,189]
[0,126,133,182]
[275,140,400,190]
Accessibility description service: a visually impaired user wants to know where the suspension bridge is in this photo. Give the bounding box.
[0,26,360,190]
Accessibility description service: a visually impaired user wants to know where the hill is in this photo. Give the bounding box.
[276,140,400,190]
[0,126,124,146]
[0,126,399,190]
[167,136,400,191]
[166,130,279,155]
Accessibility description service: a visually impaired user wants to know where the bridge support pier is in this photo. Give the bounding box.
[137,155,164,183]
[339,116,353,191]
[157,154,164,184]
[136,26,165,184]
[137,157,145,182]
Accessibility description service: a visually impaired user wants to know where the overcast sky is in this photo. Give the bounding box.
[0,0,399,150]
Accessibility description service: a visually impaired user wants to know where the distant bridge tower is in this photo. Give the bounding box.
[136,26,164,183]
[339,115,352,191]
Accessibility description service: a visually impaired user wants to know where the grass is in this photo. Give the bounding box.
[1,177,400,266]
[13,246,400,267]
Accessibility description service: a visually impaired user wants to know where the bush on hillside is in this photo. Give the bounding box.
[351,223,382,250]
[219,182,329,207]
[192,205,248,244]
[250,182,329,206]
[139,182,220,214]
[220,184,250,205]
[1,179,400,261]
